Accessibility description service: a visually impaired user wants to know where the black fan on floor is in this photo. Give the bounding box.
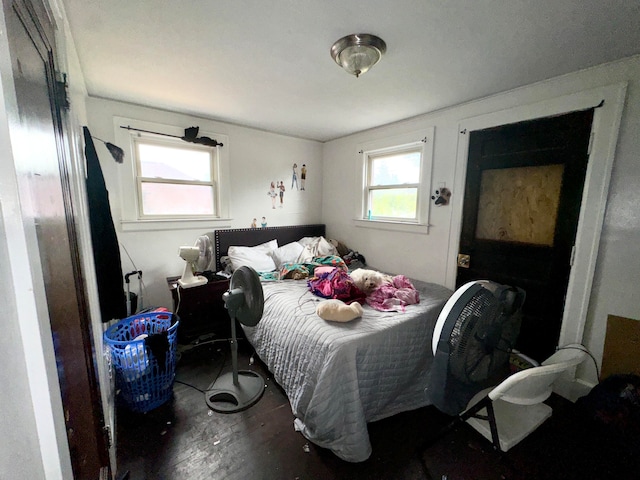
[428,280,526,415]
[205,266,265,413]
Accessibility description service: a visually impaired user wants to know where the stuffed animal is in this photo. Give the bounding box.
[329,238,350,257]
[316,299,364,322]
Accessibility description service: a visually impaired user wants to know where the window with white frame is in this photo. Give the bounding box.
[365,146,422,221]
[134,136,218,218]
[114,117,230,231]
[357,128,434,232]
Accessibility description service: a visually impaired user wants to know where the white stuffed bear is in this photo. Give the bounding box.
[316,299,364,323]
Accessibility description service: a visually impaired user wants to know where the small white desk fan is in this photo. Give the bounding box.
[178,246,208,288]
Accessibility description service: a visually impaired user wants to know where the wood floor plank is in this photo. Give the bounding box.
[116,344,637,480]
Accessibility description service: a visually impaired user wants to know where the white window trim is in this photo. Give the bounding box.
[113,116,231,232]
[354,127,435,234]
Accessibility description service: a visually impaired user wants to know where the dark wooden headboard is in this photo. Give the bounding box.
[213,224,326,272]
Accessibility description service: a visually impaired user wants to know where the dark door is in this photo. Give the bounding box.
[457,110,593,362]
[5,0,110,477]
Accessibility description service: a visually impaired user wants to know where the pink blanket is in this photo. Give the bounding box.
[366,275,420,312]
[308,267,366,304]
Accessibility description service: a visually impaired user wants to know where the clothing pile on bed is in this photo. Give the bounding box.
[280,255,346,280]
[309,267,420,312]
[220,235,341,277]
[221,235,358,278]
[365,275,420,311]
[308,267,367,304]
[221,234,419,312]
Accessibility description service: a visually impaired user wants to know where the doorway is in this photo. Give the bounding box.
[5,0,110,477]
[457,110,594,361]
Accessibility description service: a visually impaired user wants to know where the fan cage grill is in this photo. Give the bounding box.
[449,288,512,383]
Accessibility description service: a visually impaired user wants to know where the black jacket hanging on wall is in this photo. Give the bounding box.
[84,126,127,322]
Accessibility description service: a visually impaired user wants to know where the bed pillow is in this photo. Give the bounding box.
[298,236,320,247]
[298,236,338,263]
[270,241,304,269]
[252,239,278,253]
[227,239,278,272]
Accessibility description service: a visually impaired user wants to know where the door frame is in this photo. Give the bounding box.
[2,0,112,476]
[43,0,119,471]
[446,83,627,359]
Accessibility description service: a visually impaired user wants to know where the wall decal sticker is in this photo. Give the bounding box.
[292,163,299,190]
[301,164,307,190]
[278,180,285,207]
[268,181,278,209]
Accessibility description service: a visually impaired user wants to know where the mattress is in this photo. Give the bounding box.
[241,278,452,462]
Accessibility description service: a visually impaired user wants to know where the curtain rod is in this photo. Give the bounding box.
[120,125,224,147]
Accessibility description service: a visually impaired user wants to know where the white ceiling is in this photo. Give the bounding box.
[61,1,640,142]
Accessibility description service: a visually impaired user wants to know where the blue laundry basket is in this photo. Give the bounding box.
[104,312,179,413]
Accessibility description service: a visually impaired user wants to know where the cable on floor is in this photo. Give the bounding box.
[174,350,227,394]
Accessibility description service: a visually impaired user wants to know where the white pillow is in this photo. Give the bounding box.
[297,236,338,263]
[298,236,320,247]
[270,241,304,269]
[252,239,278,253]
[316,237,338,256]
[227,239,278,272]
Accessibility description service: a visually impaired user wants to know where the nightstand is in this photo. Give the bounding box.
[167,276,232,344]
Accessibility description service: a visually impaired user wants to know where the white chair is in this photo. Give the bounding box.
[462,344,588,452]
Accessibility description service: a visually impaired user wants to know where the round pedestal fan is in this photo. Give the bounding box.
[205,266,265,413]
[428,280,526,415]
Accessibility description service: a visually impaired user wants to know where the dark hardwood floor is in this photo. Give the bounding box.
[115,341,637,480]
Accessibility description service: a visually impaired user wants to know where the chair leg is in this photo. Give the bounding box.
[417,397,511,479]
[484,400,502,451]
[461,396,503,451]
[459,395,492,423]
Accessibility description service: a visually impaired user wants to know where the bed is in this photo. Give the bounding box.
[214,224,452,462]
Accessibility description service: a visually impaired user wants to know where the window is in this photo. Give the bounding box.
[365,147,422,221]
[134,138,217,218]
[357,128,434,233]
[114,117,230,231]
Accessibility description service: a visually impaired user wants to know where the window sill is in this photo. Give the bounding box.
[353,219,430,234]
[120,218,232,233]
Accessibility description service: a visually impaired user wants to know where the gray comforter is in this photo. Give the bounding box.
[241,278,452,462]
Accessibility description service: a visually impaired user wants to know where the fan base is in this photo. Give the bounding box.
[205,370,265,413]
[178,276,208,288]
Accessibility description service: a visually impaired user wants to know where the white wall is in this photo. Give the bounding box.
[582,58,640,374]
[322,55,640,386]
[86,98,323,309]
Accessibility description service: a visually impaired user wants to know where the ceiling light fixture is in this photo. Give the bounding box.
[330,33,386,78]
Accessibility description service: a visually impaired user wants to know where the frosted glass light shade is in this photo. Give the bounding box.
[331,34,386,77]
